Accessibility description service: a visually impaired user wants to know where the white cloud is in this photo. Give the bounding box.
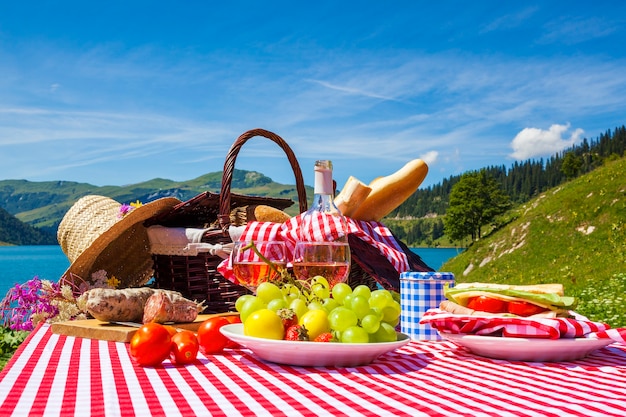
[509,124,584,160]
[480,7,538,33]
[539,16,619,45]
[420,150,439,165]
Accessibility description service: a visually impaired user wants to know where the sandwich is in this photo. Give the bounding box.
[440,282,577,318]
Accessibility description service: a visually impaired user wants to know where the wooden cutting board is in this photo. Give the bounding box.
[50,312,239,343]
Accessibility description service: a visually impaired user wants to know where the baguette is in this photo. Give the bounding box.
[334,176,372,217]
[350,159,428,221]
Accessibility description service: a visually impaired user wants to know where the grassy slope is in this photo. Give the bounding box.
[441,157,626,327]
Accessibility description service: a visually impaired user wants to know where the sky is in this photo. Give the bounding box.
[1,1,625,193]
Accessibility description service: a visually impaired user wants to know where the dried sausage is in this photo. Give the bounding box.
[80,288,203,323]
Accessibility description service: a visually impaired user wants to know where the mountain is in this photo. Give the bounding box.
[0,169,311,244]
[441,156,626,327]
[0,205,57,245]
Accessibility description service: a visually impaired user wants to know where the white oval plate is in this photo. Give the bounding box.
[220,323,410,367]
[440,332,614,362]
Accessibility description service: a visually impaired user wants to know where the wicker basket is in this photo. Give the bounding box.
[147,128,308,313]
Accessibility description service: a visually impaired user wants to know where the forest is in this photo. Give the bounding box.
[388,125,626,246]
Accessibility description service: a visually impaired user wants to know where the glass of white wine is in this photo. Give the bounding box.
[292,241,351,287]
[231,241,287,290]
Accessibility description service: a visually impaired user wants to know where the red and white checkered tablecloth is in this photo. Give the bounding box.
[1,324,625,417]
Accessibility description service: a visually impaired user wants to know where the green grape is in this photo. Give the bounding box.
[256,282,283,303]
[367,308,383,320]
[267,297,287,312]
[361,314,381,334]
[384,315,400,327]
[328,306,358,331]
[240,296,266,323]
[349,295,370,319]
[281,283,302,301]
[311,282,330,300]
[380,300,401,324]
[289,298,308,320]
[352,285,371,300]
[372,322,397,342]
[307,300,325,311]
[322,297,339,312]
[369,289,393,310]
[310,275,330,290]
[235,294,256,312]
[331,283,352,304]
[342,293,354,308]
[341,326,369,343]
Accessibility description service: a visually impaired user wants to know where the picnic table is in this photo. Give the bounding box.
[1,323,625,416]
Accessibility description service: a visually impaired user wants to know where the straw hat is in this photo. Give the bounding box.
[57,195,181,288]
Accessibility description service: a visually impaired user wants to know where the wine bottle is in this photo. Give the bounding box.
[299,160,349,242]
[294,160,351,285]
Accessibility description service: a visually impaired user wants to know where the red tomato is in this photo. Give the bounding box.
[163,325,178,338]
[129,323,172,366]
[466,296,508,313]
[507,301,547,317]
[225,314,242,324]
[197,316,230,354]
[170,330,199,365]
[224,315,242,348]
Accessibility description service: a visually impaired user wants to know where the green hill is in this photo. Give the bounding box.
[441,156,626,327]
[0,206,56,245]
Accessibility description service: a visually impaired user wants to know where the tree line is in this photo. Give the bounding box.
[388,125,626,246]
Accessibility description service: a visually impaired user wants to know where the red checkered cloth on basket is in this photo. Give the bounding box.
[218,212,410,283]
[420,308,626,343]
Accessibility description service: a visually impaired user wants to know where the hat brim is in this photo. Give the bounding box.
[61,197,180,288]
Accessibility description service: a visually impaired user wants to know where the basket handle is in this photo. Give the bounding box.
[218,128,308,232]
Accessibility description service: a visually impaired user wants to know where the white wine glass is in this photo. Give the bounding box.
[231,241,287,291]
[292,241,351,287]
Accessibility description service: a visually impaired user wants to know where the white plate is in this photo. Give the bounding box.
[220,323,410,367]
[439,332,614,362]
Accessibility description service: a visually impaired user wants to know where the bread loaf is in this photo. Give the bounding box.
[334,176,372,217]
[248,205,291,223]
[350,159,428,221]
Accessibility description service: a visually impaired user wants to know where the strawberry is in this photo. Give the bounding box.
[277,308,298,332]
[284,325,309,341]
[313,332,333,343]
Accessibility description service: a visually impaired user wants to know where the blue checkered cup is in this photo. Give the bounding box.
[400,271,455,341]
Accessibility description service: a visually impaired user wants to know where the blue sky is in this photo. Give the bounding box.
[1,1,625,192]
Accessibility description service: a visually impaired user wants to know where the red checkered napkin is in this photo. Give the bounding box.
[217,212,410,283]
[420,308,626,343]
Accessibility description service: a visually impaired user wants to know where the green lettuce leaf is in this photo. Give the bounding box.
[444,284,577,310]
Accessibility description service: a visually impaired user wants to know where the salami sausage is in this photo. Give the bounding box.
[142,291,202,324]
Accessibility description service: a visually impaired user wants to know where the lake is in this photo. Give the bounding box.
[0,245,462,297]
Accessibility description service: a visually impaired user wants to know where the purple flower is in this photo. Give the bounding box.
[1,276,57,330]
[118,204,133,218]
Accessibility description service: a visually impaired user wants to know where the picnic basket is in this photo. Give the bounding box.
[146,128,433,312]
[147,128,308,313]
